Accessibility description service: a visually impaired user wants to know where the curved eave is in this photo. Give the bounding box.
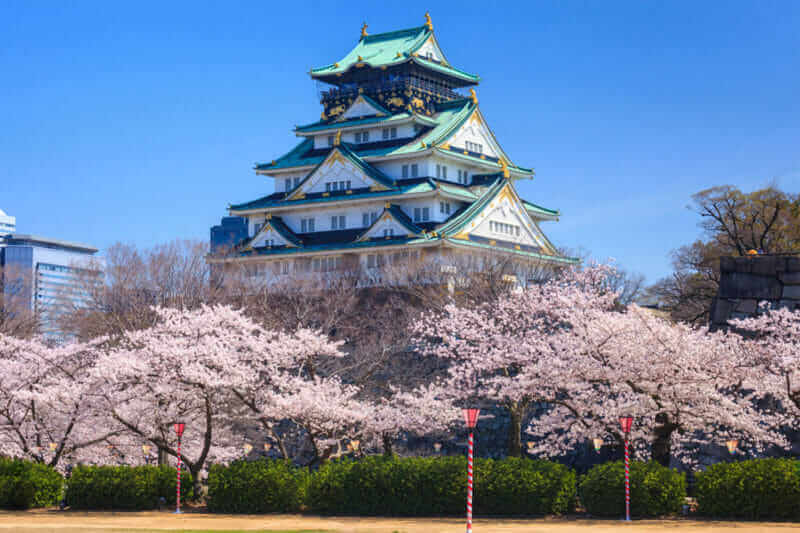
[311,55,479,85]
[294,113,437,135]
[443,237,579,265]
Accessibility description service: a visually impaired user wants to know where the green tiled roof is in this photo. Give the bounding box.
[522,200,560,219]
[294,112,436,134]
[444,237,579,264]
[230,177,477,213]
[310,25,479,84]
[437,177,505,235]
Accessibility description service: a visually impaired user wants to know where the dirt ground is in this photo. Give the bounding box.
[1,510,799,533]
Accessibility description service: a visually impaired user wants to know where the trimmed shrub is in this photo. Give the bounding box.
[305,455,575,516]
[579,461,685,518]
[476,457,576,515]
[65,465,192,510]
[696,458,800,520]
[0,458,63,509]
[207,459,309,513]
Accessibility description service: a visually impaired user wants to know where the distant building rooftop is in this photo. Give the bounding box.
[1,233,98,254]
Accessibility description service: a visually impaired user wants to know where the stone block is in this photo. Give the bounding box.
[710,298,733,324]
[734,299,758,314]
[719,256,736,273]
[782,285,800,300]
[751,256,781,276]
[787,256,800,272]
[719,272,783,299]
[780,272,800,285]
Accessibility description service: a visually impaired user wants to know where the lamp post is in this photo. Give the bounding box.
[243,443,253,457]
[592,438,603,453]
[263,442,272,457]
[173,422,185,514]
[526,441,535,456]
[619,416,634,521]
[726,439,738,457]
[434,442,442,453]
[142,444,152,465]
[462,408,480,533]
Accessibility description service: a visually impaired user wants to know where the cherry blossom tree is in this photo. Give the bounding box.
[732,306,800,434]
[413,265,783,465]
[93,305,271,494]
[412,265,618,457]
[0,335,118,468]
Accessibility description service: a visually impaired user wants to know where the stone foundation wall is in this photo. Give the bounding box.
[710,255,800,326]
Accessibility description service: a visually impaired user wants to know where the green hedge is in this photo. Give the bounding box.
[0,458,63,509]
[207,459,309,513]
[304,455,575,516]
[579,461,685,518]
[66,465,192,510]
[696,458,800,520]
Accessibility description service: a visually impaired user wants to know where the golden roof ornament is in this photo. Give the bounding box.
[500,159,510,179]
[334,130,342,146]
[385,201,391,209]
[425,12,433,31]
[361,22,368,38]
[470,88,478,105]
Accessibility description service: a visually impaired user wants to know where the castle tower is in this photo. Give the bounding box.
[211,15,576,281]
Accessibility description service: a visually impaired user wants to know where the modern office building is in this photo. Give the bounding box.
[210,15,576,282]
[0,212,102,337]
[0,209,16,236]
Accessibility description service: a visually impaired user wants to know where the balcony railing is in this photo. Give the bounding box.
[319,76,463,104]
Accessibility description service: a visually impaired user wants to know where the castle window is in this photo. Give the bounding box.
[300,217,315,232]
[354,132,361,143]
[402,165,409,178]
[382,128,389,140]
[390,127,397,138]
[442,166,448,179]
[294,177,300,187]
[411,164,418,177]
[285,179,292,191]
[331,215,346,230]
[436,164,441,178]
[362,213,369,226]
[363,131,370,142]
[466,141,483,154]
[422,207,430,221]
[413,208,421,222]
[383,228,395,238]
[327,135,334,147]
[326,183,331,192]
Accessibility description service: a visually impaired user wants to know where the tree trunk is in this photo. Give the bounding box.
[189,464,203,501]
[382,434,393,457]
[506,401,524,457]
[652,413,677,467]
[157,446,169,466]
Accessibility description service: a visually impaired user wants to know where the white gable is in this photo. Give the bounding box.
[459,185,554,253]
[416,36,445,63]
[249,224,296,249]
[340,95,387,120]
[358,212,411,241]
[289,150,391,199]
[449,110,505,160]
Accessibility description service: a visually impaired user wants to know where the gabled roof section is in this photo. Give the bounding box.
[243,216,302,250]
[339,94,390,120]
[356,203,426,242]
[285,143,397,201]
[310,24,479,84]
[436,177,560,256]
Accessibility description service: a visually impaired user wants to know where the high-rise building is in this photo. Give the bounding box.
[210,15,576,281]
[0,221,102,337]
[0,209,15,236]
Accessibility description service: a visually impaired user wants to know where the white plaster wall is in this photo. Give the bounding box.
[416,38,444,62]
[450,119,499,159]
[469,195,544,248]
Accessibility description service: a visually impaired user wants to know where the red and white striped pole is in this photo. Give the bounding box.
[467,431,474,533]
[463,408,479,533]
[174,422,185,514]
[619,416,633,522]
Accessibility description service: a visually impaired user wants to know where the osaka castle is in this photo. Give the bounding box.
[210,14,575,281]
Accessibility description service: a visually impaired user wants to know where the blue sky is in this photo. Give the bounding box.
[1,1,798,282]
